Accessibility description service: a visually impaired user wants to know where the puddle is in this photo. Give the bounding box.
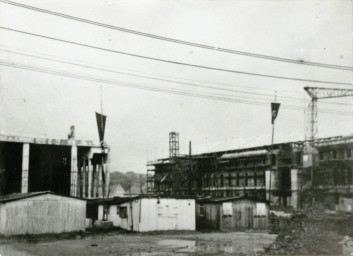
[155,237,273,255]
[0,245,34,256]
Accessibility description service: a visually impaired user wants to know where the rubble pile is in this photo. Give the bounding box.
[264,214,352,255]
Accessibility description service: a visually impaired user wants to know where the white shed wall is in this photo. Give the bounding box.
[104,198,195,232]
[137,198,195,232]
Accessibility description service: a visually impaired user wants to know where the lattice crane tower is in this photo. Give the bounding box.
[304,87,353,142]
[169,132,179,158]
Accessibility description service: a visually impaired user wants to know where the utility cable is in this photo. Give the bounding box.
[1,0,352,71]
[1,47,351,106]
[0,59,351,116]
[0,26,352,86]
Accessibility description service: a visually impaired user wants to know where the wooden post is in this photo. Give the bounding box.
[21,143,30,193]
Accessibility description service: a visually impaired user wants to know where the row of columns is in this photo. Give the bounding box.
[76,158,110,198]
[70,142,110,198]
[20,141,109,198]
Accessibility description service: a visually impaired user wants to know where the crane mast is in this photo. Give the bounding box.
[304,87,353,143]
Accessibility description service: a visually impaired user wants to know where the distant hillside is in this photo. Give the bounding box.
[109,171,146,195]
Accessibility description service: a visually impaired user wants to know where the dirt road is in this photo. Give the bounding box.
[0,231,276,256]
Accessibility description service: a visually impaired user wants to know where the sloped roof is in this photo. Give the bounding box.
[0,191,86,203]
[110,184,125,196]
[197,196,269,204]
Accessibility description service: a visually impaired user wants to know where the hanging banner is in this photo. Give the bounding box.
[95,112,107,142]
[271,102,280,124]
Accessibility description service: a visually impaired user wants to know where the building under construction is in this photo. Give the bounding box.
[0,128,110,199]
[147,133,353,209]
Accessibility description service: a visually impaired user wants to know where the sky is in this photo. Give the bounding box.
[0,0,352,173]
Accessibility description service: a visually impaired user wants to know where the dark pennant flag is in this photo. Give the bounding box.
[95,112,107,142]
[271,102,280,124]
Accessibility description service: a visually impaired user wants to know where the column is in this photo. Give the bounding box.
[82,158,86,197]
[21,143,30,193]
[105,157,110,197]
[87,159,92,199]
[92,164,97,198]
[96,164,101,197]
[70,143,78,197]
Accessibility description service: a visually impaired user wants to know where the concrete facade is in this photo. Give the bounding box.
[0,133,109,199]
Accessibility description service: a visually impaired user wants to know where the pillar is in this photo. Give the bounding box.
[87,159,92,199]
[82,158,86,197]
[105,157,110,197]
[96,164,101,197]
[21,143,30,193]
[290,169,300,209]
[70,143,78,197]
[92,164,97,198]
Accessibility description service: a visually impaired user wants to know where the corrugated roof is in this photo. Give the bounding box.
[197,196,268,204]
[0,191,51,203]
[0,191,86,203]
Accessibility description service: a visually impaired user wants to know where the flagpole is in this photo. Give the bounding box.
[100,85,106,220]
[269,92,277,204]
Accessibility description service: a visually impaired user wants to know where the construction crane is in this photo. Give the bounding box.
[302,86,353,182]
[304,87,353,143]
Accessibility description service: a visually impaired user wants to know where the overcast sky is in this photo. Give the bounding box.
[0,0,352,173]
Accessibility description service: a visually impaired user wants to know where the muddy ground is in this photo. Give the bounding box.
[265,214,353,255]
[1,215,353,255]
[0,230,276,256]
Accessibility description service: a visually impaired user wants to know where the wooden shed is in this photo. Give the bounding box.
[196,196,269,231]
[0,192,86,235]
[98,196,196,232]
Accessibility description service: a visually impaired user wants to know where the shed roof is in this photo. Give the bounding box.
[0,191,86,203]
[197,196,268,204]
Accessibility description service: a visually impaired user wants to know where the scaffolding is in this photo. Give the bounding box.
[169,132,179,158]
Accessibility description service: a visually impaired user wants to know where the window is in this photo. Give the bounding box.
[332,149,337,160]
[295,151,302,165]
[199,204,205,216]
[319,151,324,160]
[270,154,276,165]
[346,148,352,159]
[119,206,127,218]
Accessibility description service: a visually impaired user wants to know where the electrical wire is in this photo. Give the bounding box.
[0,59,351,116]
[1,47,351,106]
[1,0,352,71]
[0,26,352,86]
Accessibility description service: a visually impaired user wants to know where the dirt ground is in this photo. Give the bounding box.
[0,230,276,256]
[265,214,353,256]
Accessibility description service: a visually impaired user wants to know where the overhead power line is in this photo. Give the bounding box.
[0,59,351,116]
[0,26,352,86]
[1,0,352,71]
[1,47,351,107]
